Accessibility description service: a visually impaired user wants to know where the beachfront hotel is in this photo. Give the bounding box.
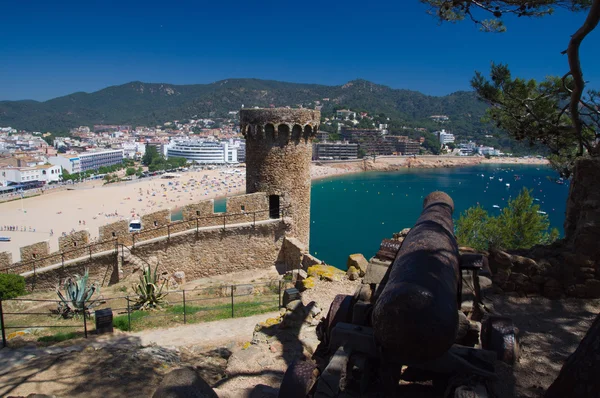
[166,139,241,164]
[48,149,124,173]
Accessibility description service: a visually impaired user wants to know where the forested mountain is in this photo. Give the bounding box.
[0,78,533,153]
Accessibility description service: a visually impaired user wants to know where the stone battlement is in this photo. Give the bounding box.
[240,108,320,142]
[0,192,277,273]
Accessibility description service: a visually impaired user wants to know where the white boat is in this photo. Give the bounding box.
[498,178,503,182]
[490,177,494,180]
[537,211,547,215]
[492,205,500,208]
[506,183,510,187]
[0,236,11,242]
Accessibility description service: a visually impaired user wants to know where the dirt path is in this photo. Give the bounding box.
[130,311,280,348]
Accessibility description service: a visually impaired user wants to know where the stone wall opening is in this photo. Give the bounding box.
[277,124,290,147]
[269,195,280,219]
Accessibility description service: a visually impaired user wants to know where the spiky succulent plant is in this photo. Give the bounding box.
[129,262,168,310]
[56,268,101,318]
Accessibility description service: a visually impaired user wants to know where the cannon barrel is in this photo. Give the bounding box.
[371,191,460,363]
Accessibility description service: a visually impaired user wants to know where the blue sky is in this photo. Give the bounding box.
[1,0,598,101]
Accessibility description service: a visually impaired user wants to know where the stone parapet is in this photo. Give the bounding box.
[59,230,91,261]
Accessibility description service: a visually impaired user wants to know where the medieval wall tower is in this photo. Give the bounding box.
[240,108,320,249]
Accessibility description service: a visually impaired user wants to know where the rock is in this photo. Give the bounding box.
[348,271,359,281]
[172,271,186,285]
[286,300,303,312]
[502,281,516,292]
[152,367,218,398]
[510,272,529,286]
[492,269,510,286]
[489,250,513,272]
[585,279,600,298]
[297,269,308,280]
[235,284,254,296]
[398,228,411,237]
[543,278,563,299]
[346,265,359,278]
[353,284,372,302]
[307,264,344,282]
[301,276,316,290]
[363,259,390,285]
[308,304,321,317]
[567,284,588,298]
[347,254,368,277]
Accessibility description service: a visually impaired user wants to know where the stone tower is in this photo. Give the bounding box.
[240,108,320,248]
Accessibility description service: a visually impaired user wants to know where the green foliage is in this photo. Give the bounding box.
[142,144,161,166]
[126,167,136,176]
[38,331,78,343]
[420,1,591,33]
[56,269,101,318]
[129,263,168,310]
[455,188,559,251]
[0,274,27,299]
[113,310,149,331]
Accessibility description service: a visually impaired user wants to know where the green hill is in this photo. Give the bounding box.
[0,78,536,154]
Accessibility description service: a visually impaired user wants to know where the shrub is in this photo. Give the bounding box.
[38,331,78,343]
[0,274,27,299]
[455,188,559,251]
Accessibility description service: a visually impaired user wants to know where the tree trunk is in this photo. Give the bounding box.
[563,157,600,261]
[545,312,600,397]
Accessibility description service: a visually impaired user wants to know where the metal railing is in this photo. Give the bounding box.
[0,206,289,276]
[0,279,292,348]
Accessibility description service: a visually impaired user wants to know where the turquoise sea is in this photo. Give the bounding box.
[309,164,569,269]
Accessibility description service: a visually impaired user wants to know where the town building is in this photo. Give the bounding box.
[48,154,82,174]
[166,139,238,164]
[0,164,62,186]
[394,138,421,155]
[313,141,358,160]
[436,129,455,145]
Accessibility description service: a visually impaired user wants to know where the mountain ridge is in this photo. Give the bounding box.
[0,78,488,135]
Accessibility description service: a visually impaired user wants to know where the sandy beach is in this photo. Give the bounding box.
[0,156,549,262]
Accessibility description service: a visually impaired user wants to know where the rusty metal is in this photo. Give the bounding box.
[371,191,460,363]
[374,239,403,262]
[278,360,318,398]
[481,316,519,365]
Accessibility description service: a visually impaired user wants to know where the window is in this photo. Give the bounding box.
[32,253,37,259]
[73,242,77,247]
[241,205,245,211]
[112,232,116,237]
[154,220,158,227]
[196,210,201,216]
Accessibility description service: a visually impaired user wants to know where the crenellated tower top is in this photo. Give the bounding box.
[240,108,320,143]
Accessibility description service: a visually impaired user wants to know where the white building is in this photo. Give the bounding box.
[122,142,146,159]
[437,129,455,145]
[0,164,62,186]
[166,140,238,164]
[48,154,82,174]
[477,146,501,156]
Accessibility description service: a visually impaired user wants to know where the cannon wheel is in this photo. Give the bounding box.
[278,360,318,398]
[481,316,519,365]
[325,294,353,340]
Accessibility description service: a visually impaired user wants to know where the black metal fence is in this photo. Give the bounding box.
[0,279,292,348]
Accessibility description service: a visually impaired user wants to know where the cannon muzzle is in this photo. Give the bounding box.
[371,191,460,363]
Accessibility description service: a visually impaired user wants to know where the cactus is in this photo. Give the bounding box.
[129,262,168,310]
[56,268,101,318]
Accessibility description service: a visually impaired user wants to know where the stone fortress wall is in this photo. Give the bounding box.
[0,191,279,275]
[240,108,320,249]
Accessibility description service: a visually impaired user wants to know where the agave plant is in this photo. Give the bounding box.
[129,262,168,310]
[56,268,101,319]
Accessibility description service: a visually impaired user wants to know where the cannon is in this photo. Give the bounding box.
[279,192,519,397]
